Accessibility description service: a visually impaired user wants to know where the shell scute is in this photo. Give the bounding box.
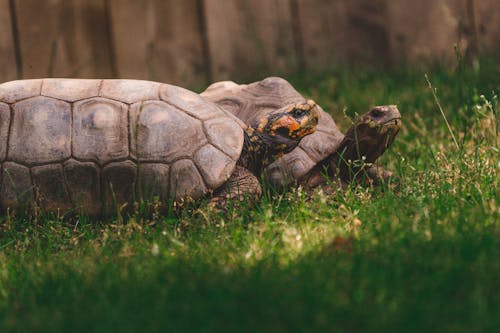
[10,96,71,165]
[298,131,341,163]
[100,80,160,104]
[32,163,71,212]
[130,100,207,162]
[170,159,207,199]
[102,160,137,212]
[64,159,101,216]
[0,162,33,208]
[194,144,235,189]
[160,84,224,120]
[137,163,170,201]
[204,117,243,161]
[42,79,101,102]
[0,79,42,103]
[73,97,129,165]
[266,147,316,183]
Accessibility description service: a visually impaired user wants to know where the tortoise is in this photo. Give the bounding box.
[201,77,401,190]
[0,78,319,215]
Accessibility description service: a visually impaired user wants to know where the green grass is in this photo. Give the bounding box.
[1,58,499,332]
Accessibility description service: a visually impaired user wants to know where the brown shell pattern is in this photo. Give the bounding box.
[0,79,244,214]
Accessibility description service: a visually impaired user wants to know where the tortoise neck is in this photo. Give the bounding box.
[322,125,393,180]
[237,127,281,176]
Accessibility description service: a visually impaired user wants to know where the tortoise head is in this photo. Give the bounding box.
[253,99,319,156]
[342,105,401,163]
[240,100,319,175]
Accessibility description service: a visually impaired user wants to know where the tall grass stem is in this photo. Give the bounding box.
[425,73,460,149]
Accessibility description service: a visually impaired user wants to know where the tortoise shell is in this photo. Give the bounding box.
[0,79,244,215]
[202,77,344,186]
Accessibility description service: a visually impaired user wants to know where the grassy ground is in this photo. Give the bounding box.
[0,58,499,332]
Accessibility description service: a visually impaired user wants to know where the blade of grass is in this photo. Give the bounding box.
[425,73,460,149]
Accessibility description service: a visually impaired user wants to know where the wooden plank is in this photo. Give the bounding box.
[295,0,391,69]
[294,0,350,68]
[108,0,207,86]
[0,0,18,81]
[473,0,500,55]
[203,0,297,80]
[14,0,113,78]
[386,0,468,63]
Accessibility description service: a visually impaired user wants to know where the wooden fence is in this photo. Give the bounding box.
[0,0,498,87]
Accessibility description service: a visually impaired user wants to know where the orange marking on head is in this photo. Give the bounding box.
[270,115,301,135]
[296,127,316,138]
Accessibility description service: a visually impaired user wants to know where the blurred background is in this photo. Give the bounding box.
[0,0,498,88]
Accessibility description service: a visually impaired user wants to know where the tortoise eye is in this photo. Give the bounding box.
[291,108,304,117]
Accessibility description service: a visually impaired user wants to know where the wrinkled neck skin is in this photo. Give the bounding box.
[323,122,399,180]
[238,127,297,176]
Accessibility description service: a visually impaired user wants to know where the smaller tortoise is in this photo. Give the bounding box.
[0,79,319,215]
[202,77,401,190]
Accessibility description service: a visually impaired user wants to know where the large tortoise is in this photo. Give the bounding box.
[202,77,401,190]
[0,78,318,215]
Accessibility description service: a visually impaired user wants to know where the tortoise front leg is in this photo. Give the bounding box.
[211,166,262,207]
[364,165,397,186]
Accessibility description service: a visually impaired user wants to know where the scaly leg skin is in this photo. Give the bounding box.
[363,165,398,187]
[211,166,262,208]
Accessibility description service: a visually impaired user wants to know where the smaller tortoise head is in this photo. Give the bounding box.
[241,100,319,174]
[343,105,401,163]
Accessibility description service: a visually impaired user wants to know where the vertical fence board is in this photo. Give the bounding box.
[0,0,18,81]
[474,0,500,54]
[107,0,148,80]
[294,0,350,68]
[108,0,207,86]
[387,0,468,63]
[203,0,297,80]
[296,0,391,69]
[14,0,113,78]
